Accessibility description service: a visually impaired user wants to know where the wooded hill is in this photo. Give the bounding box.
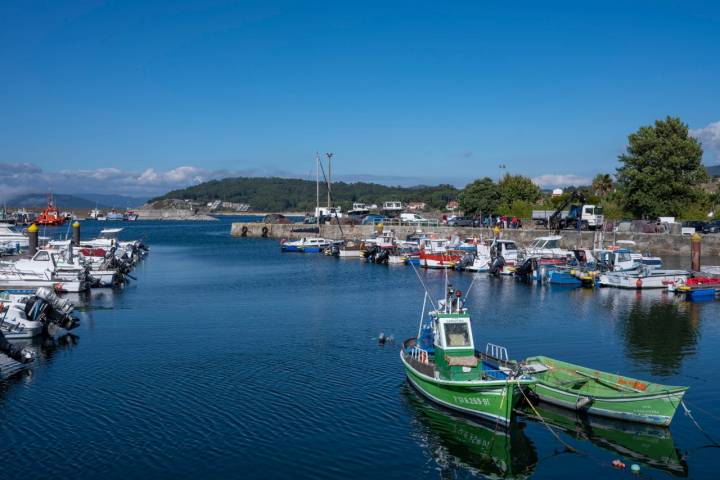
[151,177,459,212]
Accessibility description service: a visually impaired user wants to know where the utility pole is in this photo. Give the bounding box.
[326,152,334,209]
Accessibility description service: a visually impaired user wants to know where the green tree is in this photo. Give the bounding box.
[497,174,541,206]
[616,116,707,218]
[458,177,500,216]
[592,173,613,196]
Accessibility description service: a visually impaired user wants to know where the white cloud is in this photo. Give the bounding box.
[532,174,592,188]
[691,121,720,161]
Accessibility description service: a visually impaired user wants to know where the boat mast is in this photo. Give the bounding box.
[326,152,333,210]
[315,152,320,235]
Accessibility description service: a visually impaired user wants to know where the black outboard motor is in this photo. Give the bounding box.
[375,249,390,264]
[489,255,505,276]
[24,287,80,334]
[458,253,475,270]
[515,257,536,278]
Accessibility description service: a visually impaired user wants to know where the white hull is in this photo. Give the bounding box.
[599,270,689,289]
[0,278,84,293]
[337,249,363,258]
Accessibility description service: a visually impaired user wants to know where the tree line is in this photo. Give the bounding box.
[459,116,719,221]
[152,177,459,213]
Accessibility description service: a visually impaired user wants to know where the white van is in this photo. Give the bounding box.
[400,213,428,225]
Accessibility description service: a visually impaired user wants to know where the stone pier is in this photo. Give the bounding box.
[230,222,720,256]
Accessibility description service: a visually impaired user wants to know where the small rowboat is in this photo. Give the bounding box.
[522,356,687,426]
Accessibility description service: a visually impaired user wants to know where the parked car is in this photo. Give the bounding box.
[703,220,720,234]
[448,216,481,227]
[361,214,385,225]
[682,220,708,232]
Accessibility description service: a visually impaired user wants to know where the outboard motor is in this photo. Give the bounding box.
[515,257,536,278]
[375,249,389,264]
[458,253,475,270]
[489,255,505,276]
[25,287,80,333]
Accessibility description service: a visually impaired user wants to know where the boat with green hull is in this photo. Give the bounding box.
[522,356,688,426]
[402,286,535,426]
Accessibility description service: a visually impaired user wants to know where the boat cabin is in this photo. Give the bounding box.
[382,201,403,217]
[348,203,370,216]
[420,237,449,253]
[526,235,571,259]
[595,249,639,272]
[491,240,518,263]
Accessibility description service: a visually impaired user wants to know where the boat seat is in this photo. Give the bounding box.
[445,355,478,367]
[522,362,550,373]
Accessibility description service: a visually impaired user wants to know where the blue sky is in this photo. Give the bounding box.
[1,0,719,197]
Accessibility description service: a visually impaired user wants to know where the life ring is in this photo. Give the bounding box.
[261,226,269,238]
[636,278,643,289]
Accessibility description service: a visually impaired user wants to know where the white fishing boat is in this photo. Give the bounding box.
[0,225,30,249]
[489,239,519,275]
[598,268,689,289]
[0,250,88,292]
[281,237,331,252]
[464,242,492,272]
[524,235,572,260]
[0,302,43,338]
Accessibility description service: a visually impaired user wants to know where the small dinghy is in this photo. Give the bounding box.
[522,356,687,426]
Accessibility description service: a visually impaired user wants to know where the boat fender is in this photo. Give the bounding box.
[241,225,248,237]
[576,396,593,409]
[636,278,642,289]
[261,226,269,238]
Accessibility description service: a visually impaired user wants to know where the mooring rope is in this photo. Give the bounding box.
[515,379,579,454]
[681,400,720,447]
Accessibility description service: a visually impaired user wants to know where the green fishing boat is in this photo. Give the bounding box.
[401,286,536,426]
[522,356,688,426]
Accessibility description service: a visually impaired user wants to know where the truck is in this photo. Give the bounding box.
[547,190,604,231]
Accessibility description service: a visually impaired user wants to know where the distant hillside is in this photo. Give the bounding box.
[7,193,147,209]
[707,164,720,178]
[151,177,459,212]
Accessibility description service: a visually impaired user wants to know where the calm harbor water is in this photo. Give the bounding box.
[1,218,719,479]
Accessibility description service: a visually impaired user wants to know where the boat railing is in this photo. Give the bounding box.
[485,343,509,362]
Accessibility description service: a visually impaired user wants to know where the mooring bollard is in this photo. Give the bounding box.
[72,221,81,246]
[27,223,38,256]
[691,232,701,272]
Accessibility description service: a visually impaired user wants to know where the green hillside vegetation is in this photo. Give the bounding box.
[151,177,459,212]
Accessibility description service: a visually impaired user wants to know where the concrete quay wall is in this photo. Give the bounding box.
[230,222,720,256]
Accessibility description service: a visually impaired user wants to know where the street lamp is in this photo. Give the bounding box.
[498,163,507,182]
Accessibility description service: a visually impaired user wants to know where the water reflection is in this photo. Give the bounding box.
[1,334,79,394]
[522,402,688,477]
[617,294,700,376]
[403,385,537,479]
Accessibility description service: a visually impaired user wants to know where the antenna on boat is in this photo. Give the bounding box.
[408,261,437,311]
[416,291,427,339]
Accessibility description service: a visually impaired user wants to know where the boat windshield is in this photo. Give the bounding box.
[545,239,559,249]
[443,322,471,348]
[503,242,517,251]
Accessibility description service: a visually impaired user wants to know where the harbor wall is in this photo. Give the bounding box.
[230,222,720,256]
[137,209,218,221]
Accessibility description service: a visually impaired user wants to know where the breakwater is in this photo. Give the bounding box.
[230,222,720,256]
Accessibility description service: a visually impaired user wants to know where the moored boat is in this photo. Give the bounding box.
[36,195,66,226]
[401,286,535,426]
[598,268,689,289]
[522,355,687,426]
[280,237,331,252]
